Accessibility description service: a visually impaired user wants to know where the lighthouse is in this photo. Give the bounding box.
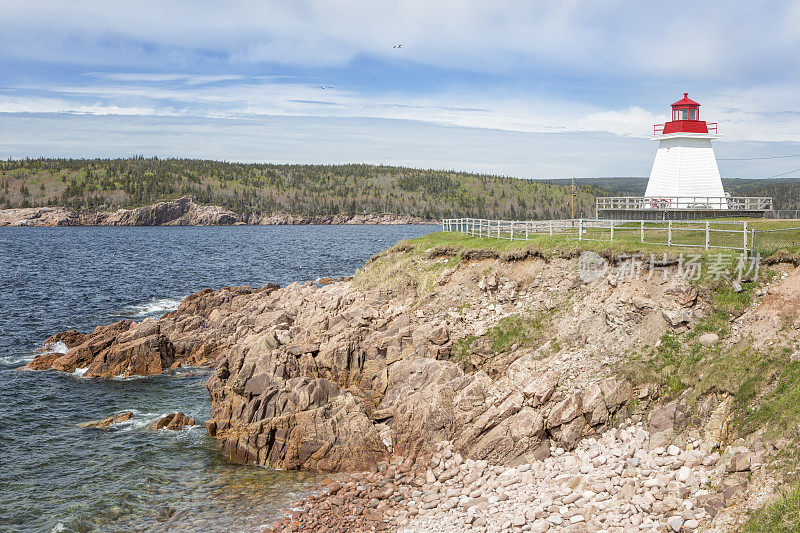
[596,93,772,219]
[645,93,726,208]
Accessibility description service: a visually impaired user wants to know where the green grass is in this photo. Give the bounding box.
[353,243,459,302]
[372,231,743,262]
[451,335,478,363]
[744,482,800,532]
[463,219,799,256]
[712,280,756,317]
[488,313,549,353]
[737,352,800,436]
[354,229,787,302]
[449,311,552,373]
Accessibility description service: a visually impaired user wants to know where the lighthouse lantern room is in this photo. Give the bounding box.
[645,93,726,207]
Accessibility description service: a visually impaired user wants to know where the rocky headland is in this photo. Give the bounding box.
[25,237,800,531]
[0,197,432,226]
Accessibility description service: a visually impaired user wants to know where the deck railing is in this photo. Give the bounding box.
[596,196,773,211]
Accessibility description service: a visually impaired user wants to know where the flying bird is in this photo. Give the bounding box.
[393,44,402,48]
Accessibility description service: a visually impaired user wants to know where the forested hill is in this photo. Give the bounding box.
[0,158,600,220]
[3,158,797,218]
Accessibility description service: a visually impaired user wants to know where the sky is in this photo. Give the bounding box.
[2,1,800,179]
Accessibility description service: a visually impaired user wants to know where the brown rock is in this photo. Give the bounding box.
[84,333,175,378]
[78,411,134,429]
[153,412,196,430]
[22,352,62,371]
[648,401,686,434]
[664,285,698,307]
[44,330,89,349]
[727,450,755,472]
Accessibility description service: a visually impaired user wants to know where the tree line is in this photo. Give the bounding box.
[0,158,598,219]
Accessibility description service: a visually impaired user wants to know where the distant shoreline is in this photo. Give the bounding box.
[0,197,436,227]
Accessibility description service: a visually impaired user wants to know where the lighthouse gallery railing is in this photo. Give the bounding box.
[653,122,718,135]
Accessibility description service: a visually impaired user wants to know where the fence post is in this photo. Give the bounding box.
[743,221,748,253]
[750,228,756,256]
[705,221,710,251]
[610,223,614,242]
[511,222,514,241]
[550,220,554,236]
[640,220,644,242]
[578,218,583,241]
[525,223,529,241]
[668,220,672,246]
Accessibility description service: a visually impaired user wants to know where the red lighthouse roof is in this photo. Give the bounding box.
[653,92,717,135]
[671,93,700,107]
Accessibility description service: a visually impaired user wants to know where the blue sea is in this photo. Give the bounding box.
[0,225,438,532]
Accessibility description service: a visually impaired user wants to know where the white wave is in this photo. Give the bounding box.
[124,409,162,431]
[43,341,69,354]
[124,297,182,317]
[4,353,36,366]
[120,410,201,433]
[51,523,66,533]
[111,373,154,381]
[94,408,162,431]
[71,367,88,378]
[6,340,71,368]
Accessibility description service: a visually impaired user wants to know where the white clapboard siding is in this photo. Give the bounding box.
[645,134,726,208]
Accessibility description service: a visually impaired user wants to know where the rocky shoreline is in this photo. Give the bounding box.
[264,425,756,533]
[23,242,800,531]
[0,196,434,226]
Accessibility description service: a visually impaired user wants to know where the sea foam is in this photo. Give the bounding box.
[44,341,69,354]
[125,297,182,318]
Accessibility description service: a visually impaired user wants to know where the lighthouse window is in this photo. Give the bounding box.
[673,108,697,121]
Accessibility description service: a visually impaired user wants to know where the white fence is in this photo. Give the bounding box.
[442,218,758,253]
[596,196,773,211]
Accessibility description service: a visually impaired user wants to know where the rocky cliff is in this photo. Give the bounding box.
[28,238,800,531]
[198,252,719,474]
[0,197,432,226]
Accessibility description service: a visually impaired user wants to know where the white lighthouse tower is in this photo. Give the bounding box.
[645,93,726,208]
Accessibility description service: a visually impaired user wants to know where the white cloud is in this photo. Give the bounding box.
[90,73,248,85]
[2,1,800,175]
[8,76,800,144]
[1,1,798,80]
[0,96,160,116]
[576,107,662,137]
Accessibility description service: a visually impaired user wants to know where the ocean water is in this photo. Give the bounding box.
[0,225,438,533]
